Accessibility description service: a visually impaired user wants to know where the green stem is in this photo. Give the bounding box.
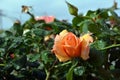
[99,44,120,50]
[45,69,50,80]
[54,61,71,68]
[66,61,78,80]
[0,64,5,66]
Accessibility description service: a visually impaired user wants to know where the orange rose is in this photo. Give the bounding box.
[52,30,93,62]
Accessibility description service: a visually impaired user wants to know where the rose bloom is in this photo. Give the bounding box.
[35,16,55,30]
[35,16,55,23]
[52,30,93,62]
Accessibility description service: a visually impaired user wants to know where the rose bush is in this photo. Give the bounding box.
[0,1,120,80]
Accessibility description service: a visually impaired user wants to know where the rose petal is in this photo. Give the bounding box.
[59,30,68,38]
[63,45,76,57]
[54,52,71,62]
[81,33,93,43]
[80,39,90,60]
[64,33,78,47]
[52,44,71,62]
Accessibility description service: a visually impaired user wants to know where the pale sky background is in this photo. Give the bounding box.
[0,0,120,29]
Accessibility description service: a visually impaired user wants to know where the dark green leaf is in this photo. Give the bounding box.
[86,10,95,16]
[27,54,40,62]
[88,48,104,67]
[74,66,85,76]
[41,50,52,64]
[14,55,27,69]
[13,23,23,36]
[72,16,84,26]
[92,40,106,50]
[88,23,101,34]
[66,1,78,16]
[77,20,90,33]
[4,31,13,36]
[32,29,49,36]
[97,9,109,19]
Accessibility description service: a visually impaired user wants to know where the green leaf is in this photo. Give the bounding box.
[4,31,13,36]
[14,55,27,69]
[86,10,95,17]
[88,23,101,35]
[0,48,5,56]
[41,50,52,64]
[66,61,78,80]
[27,54,40,62]
[88,48,104,67]
[66,1,78,16]
[109,10,118,19]
[78,20,90,33]
[96,9,108,19]
[32,29,49,36]
[12,23,23,36]
[72,16,84,26]
[92,40,106,50]
[74,66,85,76]
[8,37,23,50]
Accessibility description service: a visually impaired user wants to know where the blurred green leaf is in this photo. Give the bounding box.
[88,48,104,67]
[27,54,40,62]
[12,23,23,36]
[97,9,109,19]
[74,66,85,76]
[88,23,101,34]
[14,55,27,69]
[4,31,13,36]
[32,29,49,36]
[8,37,23,50]
[92,40,106,50]
[66,1,78,16]
[72,16,84,27]
[77,20,90,33]
[41,50,53,64]
[109,10,118,19]
[86,10,95,17]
